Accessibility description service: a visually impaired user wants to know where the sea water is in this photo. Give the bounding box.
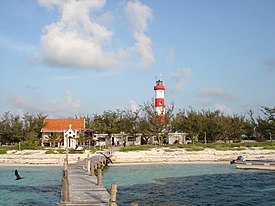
[0,164,274,206]
[0,166,62,206]
[102,164,275,206]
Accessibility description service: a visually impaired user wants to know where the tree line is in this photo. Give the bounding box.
[0,102,274,145]
[0,112,46,145]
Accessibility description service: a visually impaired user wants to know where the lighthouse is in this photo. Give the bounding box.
[154,78,165,123]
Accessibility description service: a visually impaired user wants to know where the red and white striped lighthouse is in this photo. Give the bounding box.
[154,78,165,123]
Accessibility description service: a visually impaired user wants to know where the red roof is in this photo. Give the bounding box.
[41,118,85,132]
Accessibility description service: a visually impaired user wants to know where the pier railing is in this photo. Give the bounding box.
[58,151,139,206]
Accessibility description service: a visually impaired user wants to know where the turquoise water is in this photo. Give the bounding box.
[0,166,62,206]
[102,164,240,186]
[102,164,275,205]
[1,164,274,205]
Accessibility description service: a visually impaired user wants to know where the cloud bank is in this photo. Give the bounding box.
[38,0,154,70]
[197,87,240,115]
[215,103,234,115]
[128,100,139,112]
[125,0,154,68]
[198,87,239,104]
[170,68,192,92]
[9,91,81,115]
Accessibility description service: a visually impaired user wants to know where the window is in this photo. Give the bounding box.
[128,136,136,142]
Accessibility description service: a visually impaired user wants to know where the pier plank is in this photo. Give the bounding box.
[59,155,110,206]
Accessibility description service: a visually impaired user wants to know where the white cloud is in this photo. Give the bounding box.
[215,104,234,115]
[37,0,64,9]
[197,87,239,115]
[64,90,81,111]
[170,68,192,92]
[128,100,139,112]
[39,0,126,70]
[9,91,81,114]
[38,0,154,70]
[198,87,239,103]
[125,0,154,69]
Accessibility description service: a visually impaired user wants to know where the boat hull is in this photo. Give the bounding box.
[235,160,275,170]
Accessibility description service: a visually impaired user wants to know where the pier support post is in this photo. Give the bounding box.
[85,153,90,169]
[97,167,102,186]
[64,158,68,170]
[109,184,117,206]
[91,162,95,176]
[87,159,91,173]
[62,159,69,202]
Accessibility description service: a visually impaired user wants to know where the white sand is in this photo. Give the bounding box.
[1,147,275,166]
[111,148,275,164]
[0,150,91,166]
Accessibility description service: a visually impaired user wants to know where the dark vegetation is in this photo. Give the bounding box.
[0,102,274,150]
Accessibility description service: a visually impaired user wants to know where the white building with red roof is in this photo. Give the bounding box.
[41,118,86,148]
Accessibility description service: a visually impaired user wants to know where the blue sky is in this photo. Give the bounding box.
[0,0,274,118]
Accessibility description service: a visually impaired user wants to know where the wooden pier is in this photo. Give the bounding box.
[58,154,115,206]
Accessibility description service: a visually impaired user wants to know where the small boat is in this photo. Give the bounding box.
[230,156,275,170]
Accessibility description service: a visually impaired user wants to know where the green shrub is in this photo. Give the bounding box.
[0,145,18,150]
[45,150,65,154]
[262,143,275,150]
[185,146,205,151]
[119,145,156,152]
[69,149,84,154]
[83,145,112,153]
[168,144,189,149]
[45,149,84,154]
[164,149,175,152]
[214,146,245,151]
[0,149,7,154]
[19,141,44,150]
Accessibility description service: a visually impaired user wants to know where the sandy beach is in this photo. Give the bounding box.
[1,147,275,166]
[0,150,89,166]
[111,148,275,164]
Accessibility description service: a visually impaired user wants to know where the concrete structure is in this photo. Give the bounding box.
[167,132,189,144]
[147,132,189,145]
[111,133,142,146]
[93,134,109,146]
[93,132,189,146]
[93,133,142,146]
